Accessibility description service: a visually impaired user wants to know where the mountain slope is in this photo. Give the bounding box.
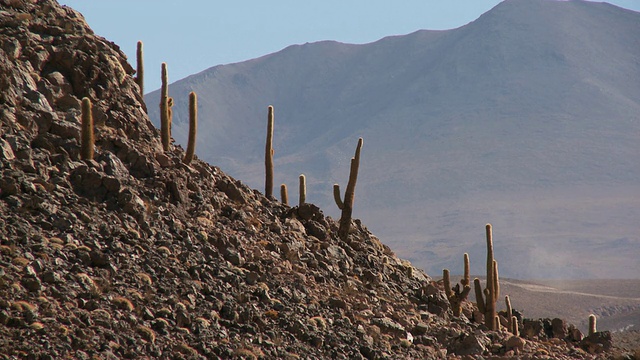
[147,0,640,279]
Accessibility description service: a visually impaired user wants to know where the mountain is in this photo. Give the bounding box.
[146,0,640,279]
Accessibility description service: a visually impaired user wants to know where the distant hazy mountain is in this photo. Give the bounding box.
[146,0,640,279]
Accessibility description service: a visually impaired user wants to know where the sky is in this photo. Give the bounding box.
[58,0,640,93]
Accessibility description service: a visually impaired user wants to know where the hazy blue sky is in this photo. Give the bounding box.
[58,0,640,92]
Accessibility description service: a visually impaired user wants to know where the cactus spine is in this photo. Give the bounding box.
[183,92,197,164]
[160,62,170,151]
[265,106,274,198]
[334,137,363,241]
[135,41,144,96]
[589,314,597,335]
[280,184,288,205]
[80,97,94,160]
[299,174,306,206]
[474,223,500,330]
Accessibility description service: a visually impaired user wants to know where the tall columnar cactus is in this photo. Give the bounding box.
[299,174,306,206]
[589,314,597,336]
[280,184,288,205]
[160,62,170,151]
[168,97,174,138]
[80,97,94,160]
[505,295,516,335]
[265,106,274,198]
[462,253,470,287]
[474,223,500,330]
[135,41,144,96]
[333,137,363,241]
[183,92,197,164]
[443,254,471,317]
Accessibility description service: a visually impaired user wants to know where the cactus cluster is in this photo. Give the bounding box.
[474,223,500,330]
[505,295,518,335]
[442,252,471,317]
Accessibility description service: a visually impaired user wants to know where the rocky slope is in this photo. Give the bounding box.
[0,0,637,358]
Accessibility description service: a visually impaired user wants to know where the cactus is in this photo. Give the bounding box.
[333,137,363,241]
[168,97,174,138]
[280,184,288,205]
[183,92,197,164]
[474,278,485,314]
[474,223,500,330]
[135,41,144,96]
[589,314,597,335]
[299,174,306,206]
[265,106,274,198]
[160,62,170,151]
[80,97,94,160]
[505,295,516,335]
[462,253,470,287]
[443,264,471,317]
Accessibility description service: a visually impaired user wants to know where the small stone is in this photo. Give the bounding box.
[506,335,526,352]
[21,275,42,292]
[155,153,172,167]
[0,139,15,160]
[90,250,110,267]
[246,271,259,285]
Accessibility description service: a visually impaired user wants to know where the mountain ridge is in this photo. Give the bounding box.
[146,0,640,279]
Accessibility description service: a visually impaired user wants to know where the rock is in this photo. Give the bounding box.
[20,274,42,292]
[297,203,323,221]
[371,317,406,337]
[452,332,490,355]
[0,139,15,160]
[506,335,526,353]
[581,331,613,354]
[89,250,110,267]
[215,178,247,204]
[551,317,568,339]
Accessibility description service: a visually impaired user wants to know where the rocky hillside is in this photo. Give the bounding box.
[0,0,637,358]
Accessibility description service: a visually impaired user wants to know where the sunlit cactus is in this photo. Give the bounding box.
[299,174,306,206]
[135,40,144,96]
[334,137,363,241]
[280,184,288,205]
[160,62,170,151]
[265,106,274,198]
[183,92,197,164]
[80,97,94,160]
